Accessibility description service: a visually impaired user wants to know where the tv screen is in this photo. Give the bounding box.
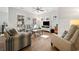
[43,21,49,26]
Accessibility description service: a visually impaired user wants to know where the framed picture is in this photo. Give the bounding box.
[27,17,30,20]
[53,16,57,20]
[17,15,25,32]
[46,18,49,20]
[41,18,43,21]
[33,18,36,25]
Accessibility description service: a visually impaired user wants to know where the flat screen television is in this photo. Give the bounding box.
[43,21,49,26]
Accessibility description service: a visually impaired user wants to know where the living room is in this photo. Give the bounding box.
[0,7,79,51]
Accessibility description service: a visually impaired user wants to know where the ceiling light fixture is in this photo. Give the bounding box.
[33,7,44,12]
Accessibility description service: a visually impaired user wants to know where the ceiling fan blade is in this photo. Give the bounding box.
[40,9,44,11]
[33,7,44,12]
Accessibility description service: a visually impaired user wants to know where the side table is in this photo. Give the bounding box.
[0,36,6,51]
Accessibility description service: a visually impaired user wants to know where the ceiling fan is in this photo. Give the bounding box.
[33,7,44,12]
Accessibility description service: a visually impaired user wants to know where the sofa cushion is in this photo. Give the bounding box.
[70,29,79,50]
[64,25,78,41]
[6,28,17,36]
[4,32,10,38]
[70,29,79,43]
[61,30,68,38]
[74,35,79,50]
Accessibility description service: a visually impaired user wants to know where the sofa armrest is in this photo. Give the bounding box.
[13,32,31,50]
[13,35,20,51]
[52,33,72,51]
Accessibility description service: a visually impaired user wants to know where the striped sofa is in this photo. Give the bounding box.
[4,28,31,51]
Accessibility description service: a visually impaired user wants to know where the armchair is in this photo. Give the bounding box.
[52,25,79,51]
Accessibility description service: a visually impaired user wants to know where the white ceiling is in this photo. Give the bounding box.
[15,7,58,15]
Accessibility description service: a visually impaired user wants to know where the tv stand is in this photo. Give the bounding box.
[42,26,49,28]
[42,25,50,32]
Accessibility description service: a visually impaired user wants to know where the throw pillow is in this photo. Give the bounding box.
[6,28,17,36]
[64,25,78,41]
[61,30,68,38]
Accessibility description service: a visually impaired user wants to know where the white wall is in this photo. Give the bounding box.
[58,7,79,36]
[34,8,59,30]
[8,7,34,29]
[0,7,8,32]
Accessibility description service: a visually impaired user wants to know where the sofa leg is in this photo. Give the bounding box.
[51,42,53,46]
[28,43,31,46]
[51,42,55,47]
[51,43,55,48]
[51,42,54,46]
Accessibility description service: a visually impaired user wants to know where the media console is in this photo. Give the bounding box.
[42,27,50,32]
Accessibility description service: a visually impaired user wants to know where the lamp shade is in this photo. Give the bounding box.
[70,20,79,25]
[34,24,38,29]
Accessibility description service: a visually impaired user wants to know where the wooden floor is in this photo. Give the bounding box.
[20,32,58,51]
